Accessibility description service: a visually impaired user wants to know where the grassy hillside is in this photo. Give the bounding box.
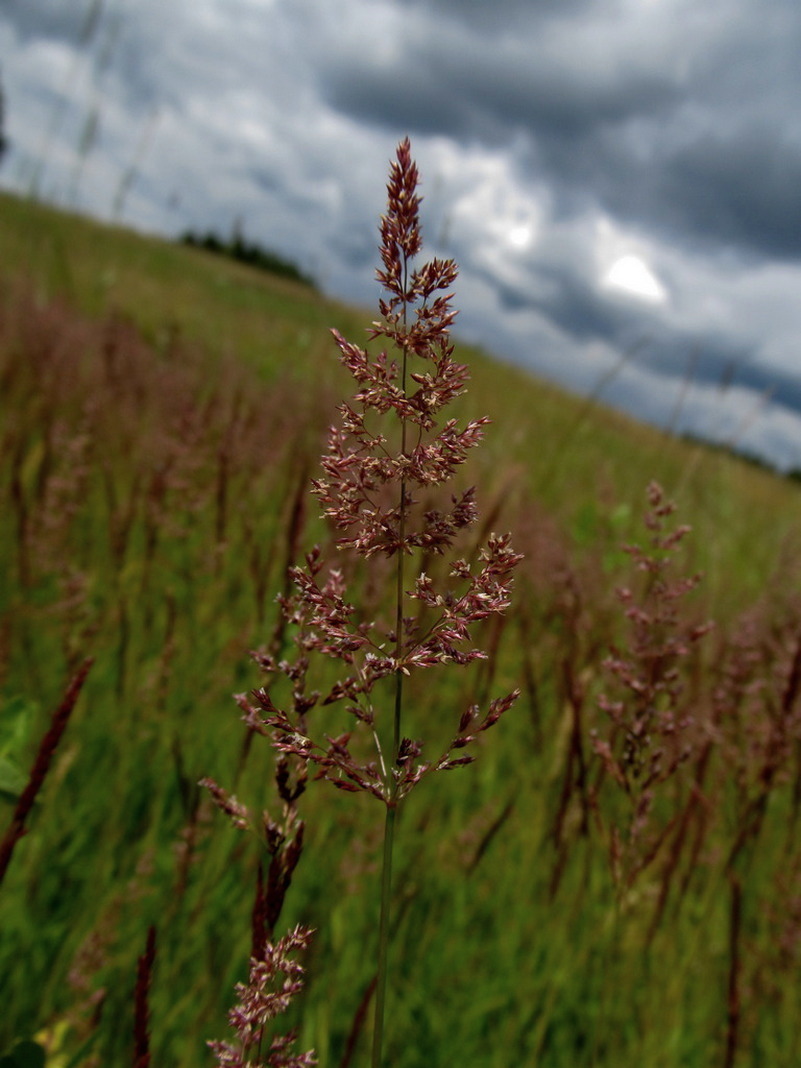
[2,189,801,1066]
[3,189,797,607]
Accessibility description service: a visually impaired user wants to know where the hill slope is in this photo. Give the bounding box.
[2,187,799,603]
[2,190,801,1066]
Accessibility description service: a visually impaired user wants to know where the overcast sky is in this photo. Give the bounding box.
[3,0,801,470]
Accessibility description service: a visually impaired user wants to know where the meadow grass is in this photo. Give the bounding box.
[2,174,801,1067]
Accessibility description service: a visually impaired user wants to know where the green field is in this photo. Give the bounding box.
[2,188,801,1066]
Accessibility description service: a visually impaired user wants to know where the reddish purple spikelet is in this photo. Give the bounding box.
[199,777,251,831]
[593,482,712,887]
[257,139,521,803]
[208,925,317,1068]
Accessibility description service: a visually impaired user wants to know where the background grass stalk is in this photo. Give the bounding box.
[372,801,397,1068]
[0,657,94,887]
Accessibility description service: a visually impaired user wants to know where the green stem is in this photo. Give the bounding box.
[394,464,406,758]
[371,799,398,1068]
[372,263,410,1067]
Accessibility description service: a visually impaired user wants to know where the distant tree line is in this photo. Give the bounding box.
[681,430,801,484]
[180,225,315,288]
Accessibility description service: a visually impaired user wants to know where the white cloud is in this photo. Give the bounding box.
[603,255,668,303]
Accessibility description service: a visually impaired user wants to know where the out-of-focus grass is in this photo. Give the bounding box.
[4,186,800,603]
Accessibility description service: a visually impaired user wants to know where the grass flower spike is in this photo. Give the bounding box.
[253,138,521,804]
[242,138,520,1066]
[208,925,316,1068]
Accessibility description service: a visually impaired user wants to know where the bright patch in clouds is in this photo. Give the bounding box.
[603,254,668,303]
[595,217,668,304]
[508,224,533,249]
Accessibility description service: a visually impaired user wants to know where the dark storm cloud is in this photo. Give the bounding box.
[402,0,595,21]
[654,125,801,260]
[315,0,801,265]
[320,42,678,152]
[317,10,680,142]
[319,65,474,141]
